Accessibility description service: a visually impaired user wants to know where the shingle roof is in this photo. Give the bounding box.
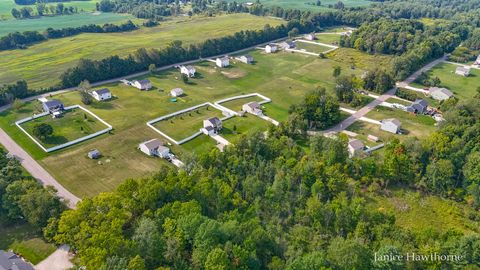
[207,117,221,126]
[93,88,110,95]
[348,139,364,150]
[0,250,34,270]
[141,139,162,150]
[383,118,401,126]
[43,99,63,108]
[430,87,453,97]
[136,79,151,86]
[246,101,260,109]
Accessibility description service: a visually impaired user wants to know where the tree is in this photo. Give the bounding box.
[382,139,413,187]
[181,73,189,84]
[132,217,164,269]
[128,255,146,270]
[335,75,355,103]
[316,0,321,6]
[36,2,46,16]
[19,7,33,18]
[56,3,64,14]
[334,1,345,9]
[148,63,156,74]
[78,80,93,105]
[424,159,455,196]
[205,248,230,270]
[11,8,20,18]
[332,65,342,78]
[11,98,24,111]
[32,123,53,140]
[327,237,372,269]
[288,27,299,39]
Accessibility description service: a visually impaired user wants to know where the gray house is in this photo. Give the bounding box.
[42,99,64,113]
[0,250,34,270]
[280,40,296,49]
[406,99,428,114]
[202,117,222,135]
[236,55,254,64]
[380,118,401,134]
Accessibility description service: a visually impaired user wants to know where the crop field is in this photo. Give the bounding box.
[0,47,392,197]
[0,14,284,89]
[0,0,99,20]
[223,0,373,11]
[295,41,333,53]
[0,12,137,37]
[20,107,108,148]
[314,33,341,45]
[411,62,480,100]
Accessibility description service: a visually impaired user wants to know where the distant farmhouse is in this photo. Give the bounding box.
[304,33,316,40]
[242,101,262,115]
[380,118,401,134]
[236,55,254,64]
[455,66,470,77]
[216,56,230,68]
[133,79,152,90]
[91,88,112,101]
[170,88,184,97]
[180,65,196,77]
[265,44,278,53]
[139,139,170,158]
[202,117,222,136]
[406,99,428,114]
[0,250,34,270]
[42,99,64,118]
[348,139,364,158]
[429,87,453,101]
[280,40,295,50]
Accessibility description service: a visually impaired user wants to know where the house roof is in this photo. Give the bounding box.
[266,43,277,48]
[88,149,100,156]
[245,101,260,110]
[217,56,229,61]
[206,117,222,126]
[135,79,151,86]
[430,87,453,97]
[0,250,34,270]
[43,99,63,108]
[184,65,195,71]
[93,88,110,95]
[383,118,401,127]
[348,139,364,150]
[171,88,183,94]
[456,66,470,73]
[141,139,162,151]
[242,54,253,60]
[157,145,169,153]
[414,99,428,108]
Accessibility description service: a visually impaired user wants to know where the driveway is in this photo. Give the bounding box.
[35,245,73,270]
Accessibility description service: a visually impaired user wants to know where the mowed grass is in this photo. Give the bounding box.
[0,48,392,197]
[295,41,332,53]
[20,107,108,148]
[314,33,341,45]
[223,0,373,10]
[0,12,137,37]
[218,95,265,111]
[411,62,480,100]
[0,14,284,89]
[0,0,98,20]
[221,114,271,143]
[152,105,224,141]
[0,223,56,264]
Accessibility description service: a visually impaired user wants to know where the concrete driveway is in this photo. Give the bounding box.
[35,245,73,270]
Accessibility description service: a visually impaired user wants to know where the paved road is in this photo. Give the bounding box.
[396,54,449,87]
[0,129,80,208]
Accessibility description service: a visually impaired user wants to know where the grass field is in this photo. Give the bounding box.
[20,107,108,148]
[411,62,480,100]
[0,48,392,197]
[314,33,341,45]
[0,223,56,264]
[0,14,284,89]
[221,114,271,143]
[218,95,265,111]
[0,0,98,20]
[295,41,332,54]
[0,12,137,37]
[223,0,373,10]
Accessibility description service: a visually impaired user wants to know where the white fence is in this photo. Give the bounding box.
[15,105,112,153]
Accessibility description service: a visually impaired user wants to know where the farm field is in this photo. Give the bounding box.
[314,33,341,44]
[0,13,284,89]
[20,107,108,148]
[223,0,373,11]
[295,41,332,53]
[0,12,137,37]
[410,62,480,100]
[0,0,98,20]
[0,48,392,197]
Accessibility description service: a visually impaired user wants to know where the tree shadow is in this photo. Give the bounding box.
[42,135,69,145]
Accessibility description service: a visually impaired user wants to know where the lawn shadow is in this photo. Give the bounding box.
[42,135,69,145]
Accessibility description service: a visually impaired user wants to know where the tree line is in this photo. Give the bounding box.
[11,3,78,19]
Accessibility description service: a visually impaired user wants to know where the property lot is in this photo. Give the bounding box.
[295,41,333,54]
[218,95,265,111]
[314,33,341,45]
[221,115,271,143]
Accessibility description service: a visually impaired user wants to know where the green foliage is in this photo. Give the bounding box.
[32,123,53,140]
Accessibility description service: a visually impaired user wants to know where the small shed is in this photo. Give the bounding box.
[88,149,101,159]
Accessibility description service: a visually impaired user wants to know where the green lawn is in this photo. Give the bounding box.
[218,96,265,111]
[0,223,56,264]
[0,0,98,20]
[385,97,412,106]
[0,12,137,37]
[411,62,480,100]
[221,114,271,143]
[295,41,332,54]
[314,33,341,45]
[152,105,224,141]
[223,0,373,11]
[20,107,109,148]
[0,14,284,89]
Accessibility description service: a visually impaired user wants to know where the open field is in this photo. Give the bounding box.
[295,41,332,54]
[0,14,284,89]
[221,114,271,143]
[0,48,392,197]
[0,0,98,20]
[0,12,137,37]
[314,33,341,45]
[223,0,373,11]
[217,95,265,111]
[20,108,108,148]
[0,223,56,264]
[411,62,480,100]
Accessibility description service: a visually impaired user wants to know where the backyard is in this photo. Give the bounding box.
[314,33,341,45]
[295,41,333,54]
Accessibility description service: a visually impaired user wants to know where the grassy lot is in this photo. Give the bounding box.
[152,105,224,141]
[0,48,392,197]
[295,41,332,54]
[20,107,108,148]
[0,0,98,20]
[365,106,437,139]
[0,14,284,89]
[385,97,412,106]
[223,0,373,11]
[410,62,480,100]
[0,223,56,264]
[314,33,341,45]
[221,114,271,143]
[0,12,137,37]
[347,121,397,148]
[218,95,265,111]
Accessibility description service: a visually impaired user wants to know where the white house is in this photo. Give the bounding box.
[304,33,316,40]
[139,139,170,158]
[236,55,253,64]
[265,44,278,53]
[455,66,470,77]
[180,65,196,77]
[473,55,480,68]
[202,117,222,136]
[429,87,453,101]
[216,56,230,68]
[91,88,112,101]
[133,79,152,90]
[380,118,401,134]
[242,101,262,115]
[348,139,364,158]
[170,88,184,97]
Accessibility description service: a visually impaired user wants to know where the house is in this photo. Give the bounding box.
[202,117,222,135]
[91,88,112,101]
[0,250,35,270]
[132,79,152,90]
[265,44,278,53]
[242,101,262,115]
[236,55,254,64]
[87,149,101,159]
[216,56,230,68]
[455,66,470,76]
[429,87,453,101]
[170,88,184,97]
[139,139,170,158]
[304,33,316,40]
[280,40,295,49]
[380,118,401,134]
[42,99,64,114]
[348,139,364,158]
[180,65,196,77]
[406,99,428,114]
[473,55,480,67]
